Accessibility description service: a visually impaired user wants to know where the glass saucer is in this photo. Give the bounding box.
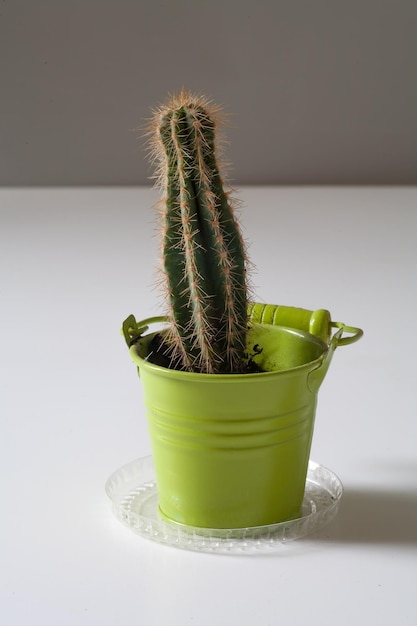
[105,456,343,554]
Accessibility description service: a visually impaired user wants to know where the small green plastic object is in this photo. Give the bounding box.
[248,302,332,343]
[122,306,363,531]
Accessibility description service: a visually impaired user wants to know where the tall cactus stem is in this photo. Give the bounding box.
[147,90,249,373]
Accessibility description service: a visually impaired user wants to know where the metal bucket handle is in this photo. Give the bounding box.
[306,321,363,392]
[121,314,167,348]
[330,322,363,347]
[121,314,363,350]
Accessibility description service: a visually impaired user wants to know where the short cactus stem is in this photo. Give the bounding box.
[148,90,249,373]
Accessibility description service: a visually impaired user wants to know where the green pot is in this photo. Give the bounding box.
[122,305,362,530]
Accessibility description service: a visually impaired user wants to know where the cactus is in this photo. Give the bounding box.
[148,90,249,373]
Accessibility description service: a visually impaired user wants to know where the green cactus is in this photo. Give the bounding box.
[148,90,249,373]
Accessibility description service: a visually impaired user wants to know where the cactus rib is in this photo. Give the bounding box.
[149,90,248,373]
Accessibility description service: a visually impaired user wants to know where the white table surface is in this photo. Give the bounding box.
[1,186,416,625]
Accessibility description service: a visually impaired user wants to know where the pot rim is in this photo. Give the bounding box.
[129,322,329,381]
[122,313,363,382]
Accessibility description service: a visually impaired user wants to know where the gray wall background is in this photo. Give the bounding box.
[1,0,416,186]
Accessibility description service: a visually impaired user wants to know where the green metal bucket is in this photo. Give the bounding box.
[122,305,362,530]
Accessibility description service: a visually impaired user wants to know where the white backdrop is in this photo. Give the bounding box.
[1,186,416,625]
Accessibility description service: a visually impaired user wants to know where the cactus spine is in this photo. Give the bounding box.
[149,90,249,373]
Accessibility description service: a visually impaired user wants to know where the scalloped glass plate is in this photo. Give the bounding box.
[105,456,343,554]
